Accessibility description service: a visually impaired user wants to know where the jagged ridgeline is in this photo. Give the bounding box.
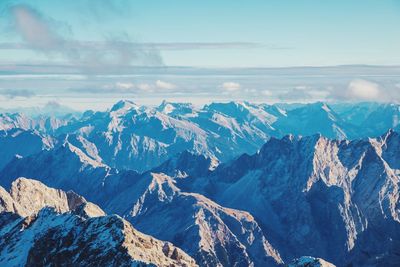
[0,101,399,172]
[0,101,399,267]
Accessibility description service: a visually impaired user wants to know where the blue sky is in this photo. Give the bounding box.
[0,0,399,109]
[1,0,399,67]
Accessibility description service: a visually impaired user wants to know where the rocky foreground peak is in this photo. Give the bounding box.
[0,177,197,267]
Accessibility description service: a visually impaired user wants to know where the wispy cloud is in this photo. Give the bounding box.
[4,4,164,69]
[70,80,177,94]
[0,89,36,98]
[155,80,176,90]
[347,79,380,100]
[74,0,134,22]
[115,82,135,90]
[1,2,284,70]
[327,79,398,102]
[220,82,241,92]
[277,86,313,101]
[10,5,65,51]
[2,4,271,71]
[0,41,268,51]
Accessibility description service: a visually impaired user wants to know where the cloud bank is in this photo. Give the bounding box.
[220,82,241,92]
[347,79,380,100]
[5,4,164,69]
[327,79,398,102]
[0,89,36,98]
[70,80,177,95]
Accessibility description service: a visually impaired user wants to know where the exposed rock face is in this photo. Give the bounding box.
[0,100,399,267]
[0,154,283,266]
[0,112,74,134]
[0,178,197,267]
[0,186,25,215]
[153,150,218,178]
[0,177,104,218]
[9,178,102,217]
[0,209,197,267]
[106,173,283,267]
[171,130,400,266]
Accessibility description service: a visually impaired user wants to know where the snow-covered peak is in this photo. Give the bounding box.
[110,99,139,112]
[205,101,249,115]
[157,100,196,116]
[159,101,176,114]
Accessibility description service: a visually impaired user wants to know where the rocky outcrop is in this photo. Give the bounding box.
[176,130,400,266]
[0,178,197,267]
[106,172,283,267]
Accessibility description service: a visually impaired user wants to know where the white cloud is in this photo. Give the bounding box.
[220,82,241,92]
[137,83,153,91]
[0,89,36,99]
[155,80,176,90]
[293,85,308,91]
[6,4,164,68]
[10,5,63,51]
[261,90,272,96]
[348,79,380,100]
[278,87,313,101]
[115,82,134,90]
[326,79,396,102]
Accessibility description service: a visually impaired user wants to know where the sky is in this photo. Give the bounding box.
[0,0,399,110]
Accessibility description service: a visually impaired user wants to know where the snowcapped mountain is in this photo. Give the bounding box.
[41,100,279,172]
[362,103,400,131]
[0,101,398,173]
[335,102,400,136]
[176,130,400,266]
[51,100,213,172]
[272,102,353,139]
[0,113,39,132]
[157,100,197,116]
[0,139,136,206]
[0,101,80,118]
[0,112,74,134]
[2,131,398,266]
[0,101,399,266]
[0,177,197,267]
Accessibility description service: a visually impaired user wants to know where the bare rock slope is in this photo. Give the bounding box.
[0,177,197,267]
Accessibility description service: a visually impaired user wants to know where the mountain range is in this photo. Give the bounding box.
[0,100,399,266]
[0,100,399,172]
